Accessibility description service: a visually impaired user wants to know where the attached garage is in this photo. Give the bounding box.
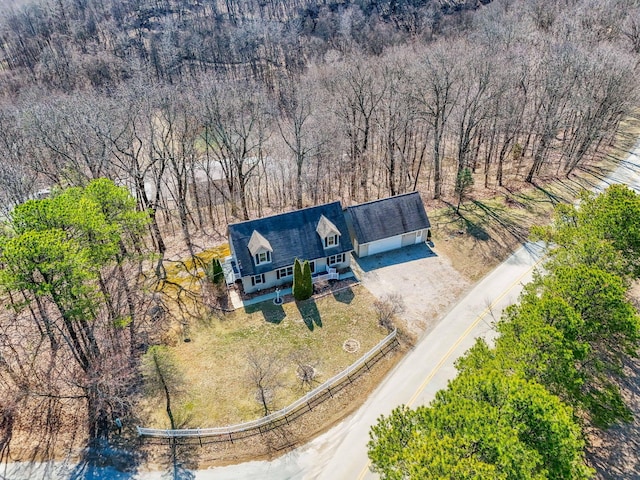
[368,236,402,256]
[346,192,431,258]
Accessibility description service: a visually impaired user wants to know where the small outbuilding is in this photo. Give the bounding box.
[345,192,431,258]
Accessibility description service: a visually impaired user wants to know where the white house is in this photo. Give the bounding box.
[227,202,353,294]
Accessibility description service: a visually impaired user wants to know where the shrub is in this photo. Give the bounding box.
[293,258,313,301]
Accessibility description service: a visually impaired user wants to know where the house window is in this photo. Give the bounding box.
[309,261,316,273]
[328,253,345,266]
[276,266,294,279]
[255,251,271,265]
[324,235,338,248]
[251,274,266,286]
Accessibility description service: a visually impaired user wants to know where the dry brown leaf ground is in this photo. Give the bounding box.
[2,114,640,475]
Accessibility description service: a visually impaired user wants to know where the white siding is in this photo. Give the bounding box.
[358,229,428,257]
[401,232,416,247]
[363,235,403,256]
[241,255,344,294]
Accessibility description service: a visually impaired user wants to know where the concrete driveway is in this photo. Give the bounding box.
[351,242,471,336]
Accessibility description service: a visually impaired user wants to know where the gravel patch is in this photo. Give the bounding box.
[352,243,471,337]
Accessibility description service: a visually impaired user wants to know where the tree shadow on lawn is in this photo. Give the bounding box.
[531,183,568,206]
[468,200,529,243]
[333,287,354,305]
[244,301,286,325]
[441,201,490,242]
[458,215,490,241]
[296,299,322,331]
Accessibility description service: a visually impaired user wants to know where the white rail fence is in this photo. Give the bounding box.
[137,328,399,441]
[312,267,339,284]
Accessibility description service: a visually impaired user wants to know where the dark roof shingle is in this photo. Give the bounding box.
[229,202,353,277]
[346,192,430,245]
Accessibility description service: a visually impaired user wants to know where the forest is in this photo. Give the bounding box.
[0,0,639,473]
[0,0,638,238]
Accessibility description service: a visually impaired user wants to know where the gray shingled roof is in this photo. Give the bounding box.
[229,202,353,277]
[346,192,430,245]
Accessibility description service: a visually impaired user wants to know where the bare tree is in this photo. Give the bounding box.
[415,43,459,199]
[290,348,319,390]
[111,86,164,258]
[562,45,637,175]
[524,40,577,183]
[373,293,406,333]
[24,93,117,185]
[151,87,203,263]
[622,7,640,53]
[201,80,270,220]
[451,43,493,183]
[325,55,386,202]
[276,77,323,209]
[0,107,39,218]
[246,350,281,416]
[375,53,425,196]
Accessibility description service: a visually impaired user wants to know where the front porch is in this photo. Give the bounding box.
[221,255,240,285]
[228,267,354,309]
[312,267,339,284]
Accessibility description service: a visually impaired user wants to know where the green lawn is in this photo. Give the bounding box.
[139,284,387,429]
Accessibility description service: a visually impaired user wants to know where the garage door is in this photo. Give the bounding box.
[401,232,416,247]
[366,235,403,256]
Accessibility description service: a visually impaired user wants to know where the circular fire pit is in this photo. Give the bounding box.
[342,339,360,354]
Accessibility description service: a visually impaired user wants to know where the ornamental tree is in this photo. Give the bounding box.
[293,258,313,301]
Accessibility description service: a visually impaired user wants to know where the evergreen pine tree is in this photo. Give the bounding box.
[293,258,304,301]
[206,258,224,285]
[302,260,313,299]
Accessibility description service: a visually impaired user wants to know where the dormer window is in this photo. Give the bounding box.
[324,235,338,248]
[316,215,341,250]
[256,251,271,265]
[248,230,273,266]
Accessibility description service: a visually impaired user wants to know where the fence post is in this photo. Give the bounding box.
[137,329,398,441]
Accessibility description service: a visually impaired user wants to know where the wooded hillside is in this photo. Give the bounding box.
[0,0,639,469]
[0,0,638,262]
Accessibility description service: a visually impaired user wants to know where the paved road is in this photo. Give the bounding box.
[7,140,640,480]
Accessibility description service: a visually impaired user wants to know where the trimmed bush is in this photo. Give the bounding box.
[206,258,225,285]
[302,260,313,299]
[293,258,313,301]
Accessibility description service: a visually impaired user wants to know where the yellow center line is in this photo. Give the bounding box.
[356,254,545,480]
